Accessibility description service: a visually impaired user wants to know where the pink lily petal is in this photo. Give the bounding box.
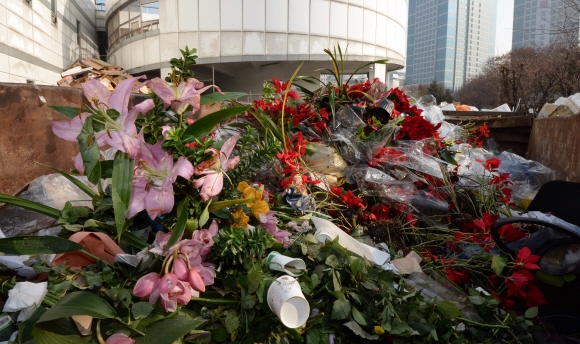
[126,99,155,127]
[188,269,205,292]
[52,113,90,142]
[133,272,160,297]
[171,156,195,182]
[225,156,240,171]
[74,153,85,175]
[220,134,240,164]
[158,273,178,294]
[145,78,176,107]
[196,172,223,202]
[173,257,189,281]
[208,220,218,236]
[126,174,148,218]
[161,298,178,313]
[82,79,111,107]
[197,264,216,286]
[108,76,145,118]
[176,280,191,305]
[105,333,134,344]
[102,125,141,158]
[143,178,174,219]
[149,288,160,304]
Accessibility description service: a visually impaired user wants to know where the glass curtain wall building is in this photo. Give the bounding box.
[406,0,497,90]
[512,0,580,49]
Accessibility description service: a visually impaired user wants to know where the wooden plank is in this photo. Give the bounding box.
[100,70,126,76]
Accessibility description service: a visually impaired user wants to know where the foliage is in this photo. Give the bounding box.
[165,45,198,84]
[428,80,454,104]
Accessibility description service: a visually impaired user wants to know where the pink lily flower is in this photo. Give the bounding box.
[196,263,216,287]
[192,135,241,201]
[258,211,291,248]
[133,272,161,298]
[191,220,219,257]
[105,333,134,344]
[52,77,154,161]
[157,273,191,313]
[127,141,194,219]
[145,77,220,115]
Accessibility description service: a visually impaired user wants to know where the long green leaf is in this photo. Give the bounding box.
[165,199,188,250]
[251,110,284,143]
[37,163,97,198]
[182,106,250,142]
[33,318,91,344]
[112,152,134,239]
[37,291,118,323]
[208,198,258,213]
[0,236,83,255]
[119,231,148,250]
[200,92,247,105]
[134,315,206,344]
[0,194,61,219]
[48,106,82,119]
[77,117,101,185]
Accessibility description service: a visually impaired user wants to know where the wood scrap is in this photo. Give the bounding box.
[58,57,145,92]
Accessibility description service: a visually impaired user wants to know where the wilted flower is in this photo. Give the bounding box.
[193,134,241,201]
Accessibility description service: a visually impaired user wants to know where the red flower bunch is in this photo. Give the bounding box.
[469,123,490,147]
[330,186,366,209]
[396,115,441,141]
[454,212,498,250]
[345,78,374,101]
[504,247,547,308]
[387,87,423,116]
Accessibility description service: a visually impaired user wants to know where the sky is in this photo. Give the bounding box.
[495,0,514,56]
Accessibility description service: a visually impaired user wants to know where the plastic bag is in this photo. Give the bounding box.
[302,142,348,187]
[0,174,96,237]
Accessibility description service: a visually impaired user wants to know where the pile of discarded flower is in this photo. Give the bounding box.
[0,46,560,343]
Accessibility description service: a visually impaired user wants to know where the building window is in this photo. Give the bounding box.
[77,20,81,46]
[51,0,57,23]
[107,0,159,49]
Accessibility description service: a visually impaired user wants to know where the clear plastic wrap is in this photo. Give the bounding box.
[302,142,348,187]
[417,95,445,125]
[0,174,96,237]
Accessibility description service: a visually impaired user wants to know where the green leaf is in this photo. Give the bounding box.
[208,198,258,213]
[48,106,82,119]
[33,318,91,344]
[525,307,538,318]
[166,199,188,250]
[37,291,118,323]
[305,327,321,344]
[241,294,256,310]
[200,92,247,105]
[131,302,154,320]
[437,301,462,318]
[325,255,339,268]
[247,270,262,295]
[212,327,229,342]
[331,297,351,320]
[0,236,83,255]
[40,164,97,198]
[77,117,101,185]
[223,310,240,334]
[491,256,508,275]
[134,315,206,344]
[343,321,379,340]
[199,200,211,228]
[112,151,134,239]
[100,160,114,179]
[0,194,61,219]
[182,106,250,142]
[352,306,367,326]
[19,306,47,343]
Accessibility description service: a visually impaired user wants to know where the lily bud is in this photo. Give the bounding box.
[188,269,206,292]
[173,257,189,281]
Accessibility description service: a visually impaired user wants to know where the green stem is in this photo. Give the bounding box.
[191,297,238,304]
[455,317,510,329]
[80,250,114,268]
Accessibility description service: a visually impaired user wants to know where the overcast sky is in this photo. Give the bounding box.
[495,0,514,56]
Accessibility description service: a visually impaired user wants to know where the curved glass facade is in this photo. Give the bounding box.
[107,0,159,49]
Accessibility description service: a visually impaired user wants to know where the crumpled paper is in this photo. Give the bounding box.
[53,232,124,269]
[3,281,47,321]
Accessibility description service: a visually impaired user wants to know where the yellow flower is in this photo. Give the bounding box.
[231,208,249,230]
[374,326,385,335]
[237,181,263,206]
[250,200,270,218]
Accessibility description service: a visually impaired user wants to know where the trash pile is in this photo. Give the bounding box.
[56,58,149,93]
[538,93,580,118]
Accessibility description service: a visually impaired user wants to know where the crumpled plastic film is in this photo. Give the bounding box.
[417,95,445,125]
[346,166,397,196]
[0,174,97,237]
[331,105,366,134]
[451,144,495,187]
[302,142,348,187]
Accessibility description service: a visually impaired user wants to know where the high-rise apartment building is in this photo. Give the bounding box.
[406,0,497,90]
[512,0,580,49]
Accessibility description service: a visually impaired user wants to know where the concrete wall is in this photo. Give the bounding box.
[0,0,99,85]
[0,83,145,195]
[105,0,407,75]
[528,115,580,182]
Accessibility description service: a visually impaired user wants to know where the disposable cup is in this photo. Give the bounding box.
[266,251,306,277]
[267,275,310,328]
